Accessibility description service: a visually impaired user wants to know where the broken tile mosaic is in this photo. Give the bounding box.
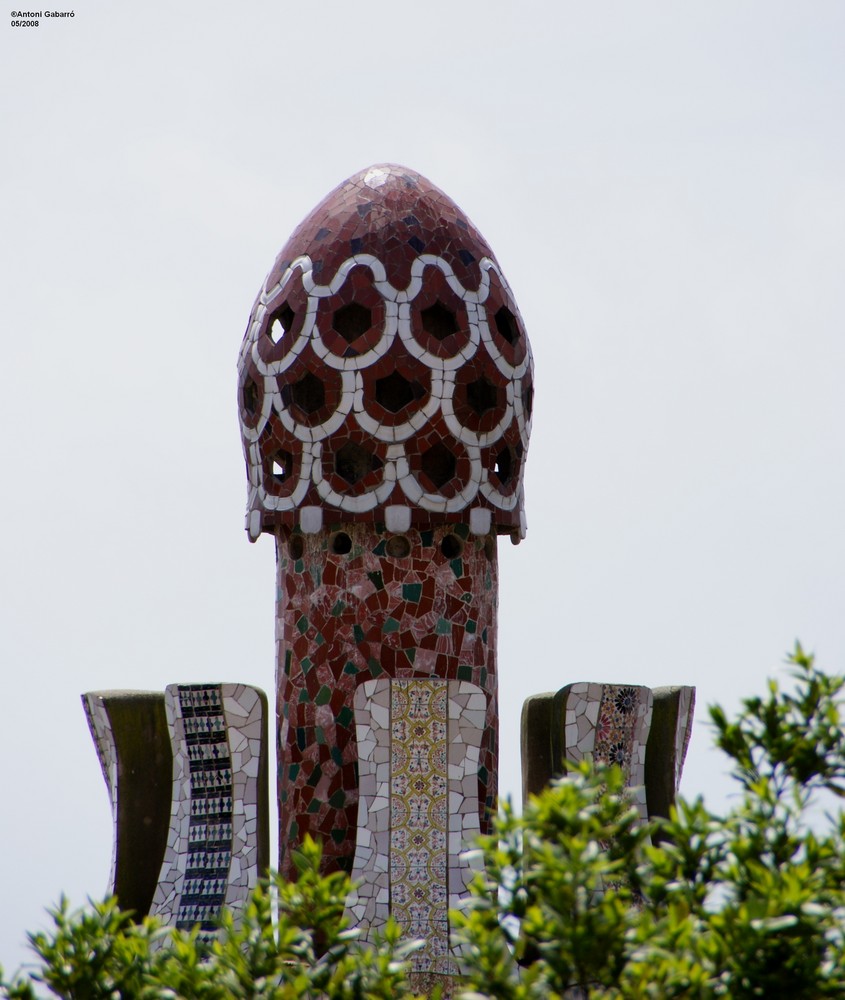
[274,521,497,879]
[237,164,534,544]
[346,678,484,977]
[239,164,532,993]
[557,683,653,822]
[150,684,267,940]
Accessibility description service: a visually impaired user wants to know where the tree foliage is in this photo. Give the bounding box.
[4,645,845,998]
[455,645,845,999]
[0,840,419,1000]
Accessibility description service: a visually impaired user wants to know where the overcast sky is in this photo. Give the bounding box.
[2,0,844,976]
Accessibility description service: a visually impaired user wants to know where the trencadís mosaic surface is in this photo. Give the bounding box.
[346,678,484,975]
[84,685,269,932]
[150,684,268,938]
[237,164,534,541]
[520,684,696,828]
[274,521,497,877]
[239,164,532,989]
[557,683,653,822]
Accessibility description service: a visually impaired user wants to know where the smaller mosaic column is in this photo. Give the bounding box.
[521,683,695,822]
[150,683,269,938]
[82,690,172,918]
[346,677,485,992]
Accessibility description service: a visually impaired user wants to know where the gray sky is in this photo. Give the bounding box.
[3,0,844,976]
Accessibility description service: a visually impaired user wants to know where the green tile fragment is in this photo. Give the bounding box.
[461,592,473,603]
[337,706,354,728]
[372,539,386,556]
[288,763,300,781]
[450,558,463,577]
[402,582,423,602]
[353,624,365,644]
[330,828,346,844]
[482,628,488,644]
[435,618,452,635]
[315,685,332,705]
[466,619,477,634]
[294,559,304,573]
[298,689,310,703]
[403,647,416,666]
[331,599,346,617]
[367,570,384,591]
[369,658,384,677]
[455,523,469,539]
[331,746,343,767]
[383,617,400,633]
[296,614,309,634]
[315,726,326,744]
[343,661,359,675]
[458,664,472,681]
[329,790,346,808]
[420,530,433,547]
[284,650,292,676]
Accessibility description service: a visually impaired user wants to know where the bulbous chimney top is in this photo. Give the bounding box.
[237,164,533,541]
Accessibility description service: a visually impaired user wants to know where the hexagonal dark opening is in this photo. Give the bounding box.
[375,371,421,413]
[493,447,513,485]
[421,442,456,490]
[466,376,498,416]
[335,441,381,486]
[522,383,534,419]
[421,302,458,341]
[441,533,463,558]
[494,306,520,345]
[242,376,260,418]
[334,303,372,343]
[270,449,293,485]
[290,371,325,414]
[270,303,296,344]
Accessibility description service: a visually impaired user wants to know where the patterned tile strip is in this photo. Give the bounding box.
[151,684,266,938]
[558,682,653,822]
[347,678,484,978]
[390,679,450,972]
[177,685,231,933]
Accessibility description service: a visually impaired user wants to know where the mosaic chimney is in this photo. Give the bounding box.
[236,164,533,962]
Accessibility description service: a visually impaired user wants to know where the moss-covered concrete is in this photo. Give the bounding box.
[98,691,172,918]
